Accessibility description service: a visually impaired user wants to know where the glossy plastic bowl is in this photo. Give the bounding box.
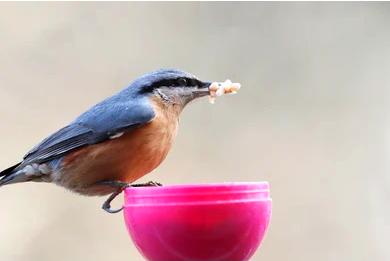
[123,182,271,261]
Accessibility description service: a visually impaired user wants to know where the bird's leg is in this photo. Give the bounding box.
[99,180,129,214]
[98,180,162,214]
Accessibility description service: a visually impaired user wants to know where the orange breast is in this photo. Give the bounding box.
[58,97,180,194]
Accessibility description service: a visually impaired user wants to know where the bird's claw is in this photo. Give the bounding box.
[131,181,162,187]
[102,190,124,214]
[100,181,129,214]
[100,180,162,214]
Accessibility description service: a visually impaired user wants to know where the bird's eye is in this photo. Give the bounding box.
[177,78,187,86]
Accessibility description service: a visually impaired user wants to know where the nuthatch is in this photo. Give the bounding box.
[0,69,238,213]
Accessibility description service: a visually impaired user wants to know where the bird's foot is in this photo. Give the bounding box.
[131,181,162,187]
[99,180,162,214]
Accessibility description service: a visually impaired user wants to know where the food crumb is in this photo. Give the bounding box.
[209,80,241,103]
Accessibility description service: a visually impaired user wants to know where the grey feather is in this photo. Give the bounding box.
[22,95,155,166]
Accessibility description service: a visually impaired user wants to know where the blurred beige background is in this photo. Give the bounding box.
[0,2,389,261]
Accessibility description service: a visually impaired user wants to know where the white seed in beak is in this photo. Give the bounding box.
[208,79,241,104]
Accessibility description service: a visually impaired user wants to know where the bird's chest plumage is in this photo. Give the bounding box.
[56,99,179,195]
[108,112,178,181]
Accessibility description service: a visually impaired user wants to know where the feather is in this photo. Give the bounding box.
[22,96,155,166]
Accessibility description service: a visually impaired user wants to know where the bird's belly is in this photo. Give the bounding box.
[55,120,177,195]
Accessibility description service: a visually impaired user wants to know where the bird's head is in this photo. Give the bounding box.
[131,69,211,109]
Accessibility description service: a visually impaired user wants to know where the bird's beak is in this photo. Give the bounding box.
[192,81,212,99]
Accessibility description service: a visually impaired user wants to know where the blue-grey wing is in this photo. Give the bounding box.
[23,124,99,164]
[23,97,155,165]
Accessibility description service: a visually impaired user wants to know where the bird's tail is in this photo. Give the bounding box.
[0,162,23,186]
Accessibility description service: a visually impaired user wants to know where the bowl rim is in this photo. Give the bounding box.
[126,181,268,188]
[126,189,269,198]
[124,182,269,194]
[124,182,271,206]
[124,198,272,207]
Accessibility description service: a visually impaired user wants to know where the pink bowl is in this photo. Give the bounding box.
[123,182,272,261]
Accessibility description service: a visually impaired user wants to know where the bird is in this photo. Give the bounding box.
[0,69,215,213]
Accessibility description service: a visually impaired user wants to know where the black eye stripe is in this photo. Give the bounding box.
[152,77,198,88]
[191,79,201,86]
[140,77,200,93]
